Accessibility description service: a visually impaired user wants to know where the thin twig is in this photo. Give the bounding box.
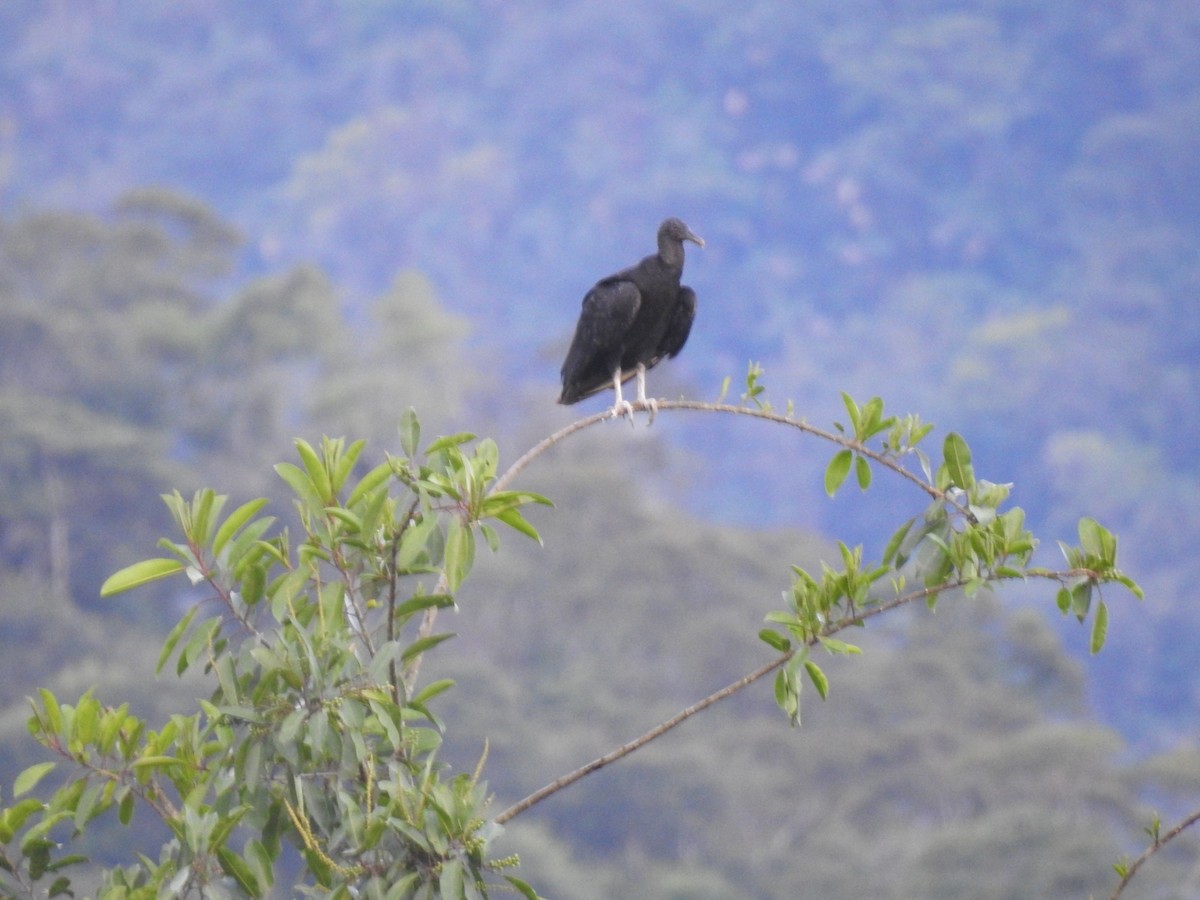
[407,396,978,816]
[407,404,642,686]
[494,568,1091,824]
[1110,809,1200,899]
[388,497,421,707]
[493,398,957,510]
[401,571,449,692]
[490,408,614,493]
[334,551,376,656]
[494,651,791,824]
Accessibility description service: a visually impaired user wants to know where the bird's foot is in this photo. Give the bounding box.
[609,399,635,423]
[643,397,658,426]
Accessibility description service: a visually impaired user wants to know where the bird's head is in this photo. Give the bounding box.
[659,217,705,251]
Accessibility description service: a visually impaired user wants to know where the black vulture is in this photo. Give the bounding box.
[558,217,704,420]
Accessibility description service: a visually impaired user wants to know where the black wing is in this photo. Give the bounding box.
[657,286,696,360]
[558,279,641,404]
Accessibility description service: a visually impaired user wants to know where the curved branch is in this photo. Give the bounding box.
[407,396,1009,821]
[493,399,950,510]
[490,408,614,493]
[1110,809,1200,899]
[494,651,789,824]
[494,568,1086,824]
[408,399,957,697]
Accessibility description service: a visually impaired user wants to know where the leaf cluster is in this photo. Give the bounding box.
[760,388,1141,727]
[3,417,548,899]
[0,383,1152,898]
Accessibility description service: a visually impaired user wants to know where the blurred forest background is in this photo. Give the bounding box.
[1,1,1199,896]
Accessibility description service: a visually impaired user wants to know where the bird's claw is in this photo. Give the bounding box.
[644,398,658,426]
[610,400,635,423]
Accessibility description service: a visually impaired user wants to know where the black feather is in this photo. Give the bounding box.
[559,218,703,405]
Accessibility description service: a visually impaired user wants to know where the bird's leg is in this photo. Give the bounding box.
[610,367,634,422]
[635,363,657,425]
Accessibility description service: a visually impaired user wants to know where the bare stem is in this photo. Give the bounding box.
[494,651,790,824]
[401,570,449,692]
[491,408,613,494]
[403,396,986,818]
[388,497,421,707]
[1110,809,1200,899]
[424,398,944,691]
[493,400,951,508]
[494,567,1091,824]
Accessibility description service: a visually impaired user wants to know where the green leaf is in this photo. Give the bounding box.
[837,541,862,577]
[804,660,830,700]
[425,432,476,455]
[918,535,954,589]
[411,678,456,706]
[399,408,422,458]
[773,669,789,712]
[386,873,422,899]
[396,514,440,570]
[19,811,71,853]
[156,607,198,676]
[854,454,872,490]
[325,506,362,532]
[859,397,882,436]
[817,636,862,655]
[1115,573,1145,601]
[758,629,791,652]
[883,518,915,566]
[395,593,456,621]
[1056,586,1071,615]
[1090,600,1109,655]
[331,439,366,495]
[504,875,541,900]
[1070,581,1093,622]
[273,462,324,511]
[178,617,220,677]
[190,489,223,547]
[439,859,466,899]
[118,789,135,825]
[347,460,394,508]
[1,798,46,841]
[217,846,261,897]
[942,432,975,490]
[74,780,105,831]
[35,688,62,735]
[293,438,332,504]
[13,762,55,797]
[994,565,1028,580]
[824,449,853,497]
[212,498,270,558]
[129,756,185,770]
[773,668,800,726]
[840,392,861,432]
[493,507,542,544]
[245,839,275,893]
[480,522,500,552]
[238,560,267,609]
[400,633,456,664]
[1078,516,1116,564]
[100,558,187,597]
[444,519,475,592]
[480,490,554,516]
[228,517,276,567]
